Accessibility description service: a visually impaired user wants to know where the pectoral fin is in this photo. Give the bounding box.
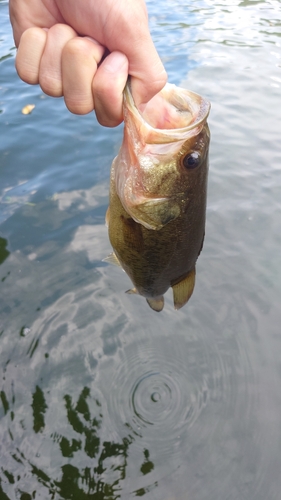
[103,252,121,267]
[132,198,181,230]
[146,296,164,312]
[126,289,164,312]
[125,288,138,294]
[172,268,196,310]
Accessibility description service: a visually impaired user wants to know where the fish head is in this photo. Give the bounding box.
[114,83,210,230]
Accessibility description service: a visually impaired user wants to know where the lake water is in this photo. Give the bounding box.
[1,0,281,499]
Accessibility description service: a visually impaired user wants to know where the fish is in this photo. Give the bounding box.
[105,81,210,312]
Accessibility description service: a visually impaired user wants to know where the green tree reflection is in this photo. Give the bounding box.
[0,237,9,266]
[64,387,100,459]
[53,387,132,498]
[0,386,144,500]
[32,386,48,433]
[1,385,155,499]
[140,449,154,476]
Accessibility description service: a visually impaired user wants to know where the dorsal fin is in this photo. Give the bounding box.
[103,252,121,267]
[146,296,164,312]
[172,268,196,310]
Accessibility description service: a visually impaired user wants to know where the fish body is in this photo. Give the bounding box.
[106,83,210,312]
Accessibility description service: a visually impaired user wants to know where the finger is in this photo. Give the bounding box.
[39,24,77,97]
[130,62,167,109]
[61,37,105,114]
[111,34,167,108]
[92,51,129,127]
[100,6,167,108]
[15,27,47,85]
[128,37,167,108]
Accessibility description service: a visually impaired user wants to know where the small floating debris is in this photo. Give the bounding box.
[21,104,35,115]
[20,326,31,337]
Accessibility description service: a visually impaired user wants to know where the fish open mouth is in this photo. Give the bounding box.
[139,92,194,130]
[124,80,210,140]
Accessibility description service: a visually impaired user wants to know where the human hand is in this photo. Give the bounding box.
[9,0,167,126]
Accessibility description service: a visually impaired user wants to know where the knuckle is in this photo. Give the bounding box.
[63,37,90,58]
[15,28,47,84]
[64,95,94,115]
[62,37,103,67]
[96,114,123,128]
[39,76,62,97]
[48,23,77,40]
[21,27,46,44]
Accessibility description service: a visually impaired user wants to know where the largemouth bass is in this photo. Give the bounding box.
[106,82,210,312]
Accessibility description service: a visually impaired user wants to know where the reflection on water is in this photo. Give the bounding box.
[1,224,278,499]
[1,385,132,499]
[1,0,281,499]
[0,237,9,265]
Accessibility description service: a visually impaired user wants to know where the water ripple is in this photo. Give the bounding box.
[103,330,226,459]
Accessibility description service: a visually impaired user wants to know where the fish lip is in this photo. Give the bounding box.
[124,79,211,142]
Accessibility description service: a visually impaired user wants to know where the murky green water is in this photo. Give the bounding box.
[1,0,281,499]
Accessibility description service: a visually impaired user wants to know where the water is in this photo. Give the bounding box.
[1,0,281,498]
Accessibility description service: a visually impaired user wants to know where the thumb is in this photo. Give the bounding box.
[126,34,167,108]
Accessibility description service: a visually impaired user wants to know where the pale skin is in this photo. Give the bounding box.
[9,0,167,126]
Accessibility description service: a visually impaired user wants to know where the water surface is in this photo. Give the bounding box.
[1,1,281,499]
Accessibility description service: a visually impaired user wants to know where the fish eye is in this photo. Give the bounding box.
[182,151,201,169]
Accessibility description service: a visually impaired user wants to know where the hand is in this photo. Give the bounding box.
[9,0,167,126]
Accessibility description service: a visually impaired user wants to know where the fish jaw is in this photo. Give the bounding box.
[114,82,210,230]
